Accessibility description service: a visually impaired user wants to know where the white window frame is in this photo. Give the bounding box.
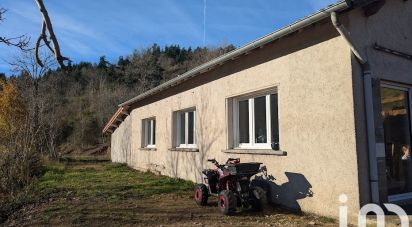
[175,109,197,148]
[233,92,276,149]
[142,118,156,148]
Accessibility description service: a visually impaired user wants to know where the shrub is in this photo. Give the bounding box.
[0,148,41,195]
[0,80,42,195]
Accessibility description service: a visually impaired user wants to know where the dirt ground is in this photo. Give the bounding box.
[1,160,337,227]
[4,194,337,227]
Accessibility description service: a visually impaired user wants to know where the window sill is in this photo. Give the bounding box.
[139,147,157,151]
[222,149,287,156]
[169,148,199,152]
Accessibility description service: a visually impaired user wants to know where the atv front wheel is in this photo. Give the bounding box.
[194,184,209,206]
[218,190,237,215]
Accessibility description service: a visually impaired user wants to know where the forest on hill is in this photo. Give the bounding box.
[0,44,235,194]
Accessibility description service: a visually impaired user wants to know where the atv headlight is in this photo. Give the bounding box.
[236,182,242,192]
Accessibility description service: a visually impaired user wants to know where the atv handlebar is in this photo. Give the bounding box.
[207,158,220,167]
[226,158,240,164]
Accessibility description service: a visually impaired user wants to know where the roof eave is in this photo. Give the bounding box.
[102,106,130,134]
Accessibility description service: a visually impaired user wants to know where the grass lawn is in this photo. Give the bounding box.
[1,158,337,226]
[37,161,193,201]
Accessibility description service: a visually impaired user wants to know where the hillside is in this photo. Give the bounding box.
[4,44,235,156]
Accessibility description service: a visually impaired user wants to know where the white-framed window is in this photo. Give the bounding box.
[174,109,196,148]
[232,90,280,150]
[142,118,156,148]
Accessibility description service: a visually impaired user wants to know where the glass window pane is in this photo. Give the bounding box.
[381,87,412,195]
[188,111,194,144]
[238,100,249,143]
[143,121,147,146]
[152,120,156,145]
[147,121,152,145]
[180,113,186,145]
[271,94,280,150]
[254,96,267,143]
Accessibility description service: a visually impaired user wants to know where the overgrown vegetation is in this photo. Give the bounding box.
[0,80,42,195]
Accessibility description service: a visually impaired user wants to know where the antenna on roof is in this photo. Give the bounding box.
[203,0,207,46]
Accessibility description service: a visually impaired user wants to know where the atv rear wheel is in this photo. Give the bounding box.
[218,190,237,215]
[194,184,209,206]
[249,186,264,211]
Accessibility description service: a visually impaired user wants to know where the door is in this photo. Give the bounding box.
[380,84,412,200]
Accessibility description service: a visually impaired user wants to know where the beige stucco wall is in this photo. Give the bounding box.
[111,115,132,164]
[349,0,412,84]
[347,0,412,206]
[110,18,360,218]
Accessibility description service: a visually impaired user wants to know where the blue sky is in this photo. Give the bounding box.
[0,0,336,75]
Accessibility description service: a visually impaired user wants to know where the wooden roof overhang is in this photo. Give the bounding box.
[102,106,130,135]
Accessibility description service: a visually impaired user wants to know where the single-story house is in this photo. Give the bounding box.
[103,0,412,219]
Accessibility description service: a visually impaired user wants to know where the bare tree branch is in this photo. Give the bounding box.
[0,35,31,50]
[8,50,56,79]
[0,7,5,21]
[0,7,31,50]
[34,0,70,69]
[34,21,54,67]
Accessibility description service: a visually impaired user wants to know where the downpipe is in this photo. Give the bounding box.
[331,12,381,203]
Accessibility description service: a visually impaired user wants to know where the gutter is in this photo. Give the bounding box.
[331,12,367,64]
[119,1,351,107]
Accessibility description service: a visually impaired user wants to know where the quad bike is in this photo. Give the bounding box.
[194,158,265,215]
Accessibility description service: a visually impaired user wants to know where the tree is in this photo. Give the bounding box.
[0,79,41,195]
[0,73,5,81]
[9,50,55,79]
[124,47,163,92]
[2,1,71,68]
[0,80,26,149]
[97,56,109,70]
[0,7,30,50]
[117,56,130,68]
[8,51,56,156]
[34,0,70,69]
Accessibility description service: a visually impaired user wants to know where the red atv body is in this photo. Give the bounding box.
[194,158,264,215]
